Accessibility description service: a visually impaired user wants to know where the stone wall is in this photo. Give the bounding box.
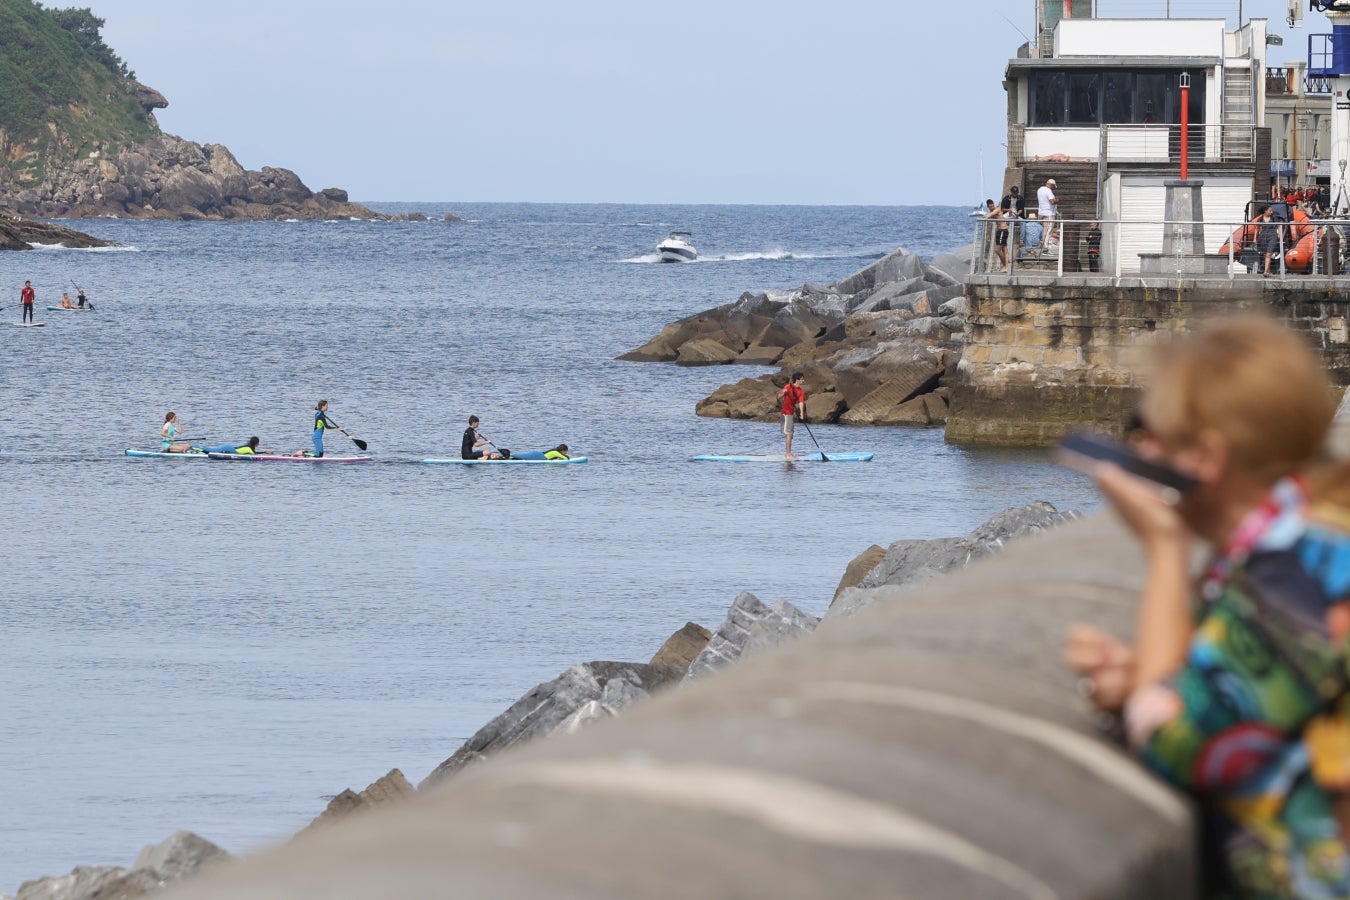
[946,275,1350,446]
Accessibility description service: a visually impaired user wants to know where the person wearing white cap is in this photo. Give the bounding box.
[1036,177,1059,247]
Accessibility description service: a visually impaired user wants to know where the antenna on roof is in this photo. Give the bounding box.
[1001,12,1031,42]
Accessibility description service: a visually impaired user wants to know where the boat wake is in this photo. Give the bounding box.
[618,248,883,264]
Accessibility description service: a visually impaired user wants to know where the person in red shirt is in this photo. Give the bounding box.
[19,280,35,324]
[777,371,806,460]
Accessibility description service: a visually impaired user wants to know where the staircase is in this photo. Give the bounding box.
[1223,67,1255,160]
[1015,162,1100,272]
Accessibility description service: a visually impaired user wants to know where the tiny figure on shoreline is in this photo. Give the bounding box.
[160,411,196,453]
[777,372,806,460]
[461,415,503,460]
[20,279,35,323]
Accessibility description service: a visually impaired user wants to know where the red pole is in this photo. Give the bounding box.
[1179,73,1191,181]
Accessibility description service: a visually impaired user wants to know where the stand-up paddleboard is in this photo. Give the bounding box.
[423,456,588,465]
[207,452,372,463]
[47,306,92,312]
[16,322,45,327]
[691,451,874,462]
[124,449,208,459]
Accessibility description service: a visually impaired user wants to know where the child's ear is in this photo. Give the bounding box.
[1327,602,1350,645]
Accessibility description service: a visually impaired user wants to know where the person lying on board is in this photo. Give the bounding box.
[196,437,269,455]
[510,445,571,461]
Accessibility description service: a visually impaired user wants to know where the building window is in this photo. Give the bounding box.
[1032,71,1066,125]
[1068,72,1100,124]
[1029,69,1204,126]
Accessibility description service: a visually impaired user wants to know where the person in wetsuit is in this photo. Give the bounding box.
[461,415,502,460]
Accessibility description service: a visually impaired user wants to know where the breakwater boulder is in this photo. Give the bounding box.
[621,247,967,426]
[420,661,687,788]
[15,831,230,900]
[830,501,1080,618]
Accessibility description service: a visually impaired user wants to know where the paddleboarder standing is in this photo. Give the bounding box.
[312,400,337,458]
[20,280,35,324]
[777,372,806,460]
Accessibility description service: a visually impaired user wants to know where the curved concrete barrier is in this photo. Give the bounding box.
[163,514,1197,900]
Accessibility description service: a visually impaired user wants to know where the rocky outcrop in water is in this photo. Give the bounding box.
[0,213,112,250]
[620,247,970,426]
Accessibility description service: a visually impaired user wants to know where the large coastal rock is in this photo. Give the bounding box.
[420,661,685,788]
[299,769,416,835]
[623,247,966,427]
[686,592,821,679]
[829,501,1080,617]
[0,213,112,250]
[11,135,385,221]
[15,831,230,900]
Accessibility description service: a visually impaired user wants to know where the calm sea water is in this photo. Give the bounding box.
[0,203,1099,889]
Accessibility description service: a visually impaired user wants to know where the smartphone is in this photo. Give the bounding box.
[1054,430,1199,501]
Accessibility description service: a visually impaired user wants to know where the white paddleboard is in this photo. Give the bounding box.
[691,451,874,462]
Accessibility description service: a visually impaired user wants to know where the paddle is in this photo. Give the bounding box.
[326,416,368,451]
[800,419,832,462]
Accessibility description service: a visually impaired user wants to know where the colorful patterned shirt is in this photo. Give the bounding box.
[1126,477,1350,898]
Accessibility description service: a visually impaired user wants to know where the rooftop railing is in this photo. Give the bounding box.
[969,212,1346,281]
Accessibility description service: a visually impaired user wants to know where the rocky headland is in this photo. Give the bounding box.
[0,1,456,223]
[619,247,971,427]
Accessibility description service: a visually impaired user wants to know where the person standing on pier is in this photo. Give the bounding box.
[1086,222,1102,273]
[1037,178,1059,247]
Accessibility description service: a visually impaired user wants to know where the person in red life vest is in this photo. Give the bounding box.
[777,371,806,460]
[19,279,35,324]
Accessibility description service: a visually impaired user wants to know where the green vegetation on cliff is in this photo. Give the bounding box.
[0,0,159,185]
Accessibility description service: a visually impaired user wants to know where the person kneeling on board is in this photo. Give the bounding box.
[510,445,570,461]
[461,415,505,460]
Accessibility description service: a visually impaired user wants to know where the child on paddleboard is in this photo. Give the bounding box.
[160,412,195,453]
[313,400,336,457]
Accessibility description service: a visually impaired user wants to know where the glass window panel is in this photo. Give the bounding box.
[1068,72,1100,124]
[1102,72,1133,124]
[1031,71,1066,125]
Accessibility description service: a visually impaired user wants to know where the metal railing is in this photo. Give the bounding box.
[969,213,1347,281]
[1099,124,1258,164]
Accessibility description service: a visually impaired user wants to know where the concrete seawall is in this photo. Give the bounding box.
[159,512,1197,900]
[947,275,1350,446]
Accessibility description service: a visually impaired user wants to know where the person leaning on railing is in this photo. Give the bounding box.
[1065,317,1350,897]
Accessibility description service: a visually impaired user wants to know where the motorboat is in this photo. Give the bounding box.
[656,231,697,262]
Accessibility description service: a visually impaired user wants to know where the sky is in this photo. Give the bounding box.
[80,0,1318,205]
